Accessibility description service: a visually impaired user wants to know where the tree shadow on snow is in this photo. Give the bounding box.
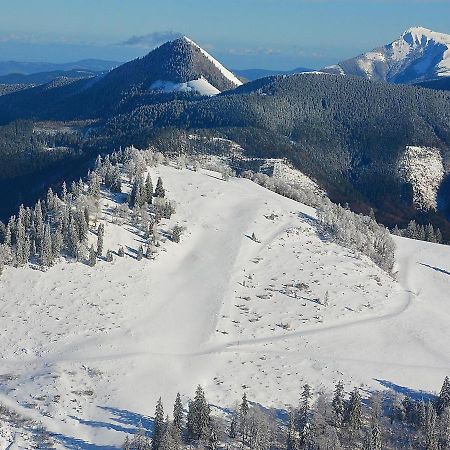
[420,263,450,277]
[374,379,436,402]
[51,433,117,450]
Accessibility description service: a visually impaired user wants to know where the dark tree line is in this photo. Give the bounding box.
[123,377,450,450]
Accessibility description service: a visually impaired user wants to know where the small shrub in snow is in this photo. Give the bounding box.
[172,225,184,243]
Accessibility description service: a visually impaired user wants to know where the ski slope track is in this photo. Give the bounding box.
[0,166,449,448]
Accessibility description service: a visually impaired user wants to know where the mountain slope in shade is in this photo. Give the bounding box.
[325,27,450,84]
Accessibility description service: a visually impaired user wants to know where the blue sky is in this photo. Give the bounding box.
[1,0,450,69]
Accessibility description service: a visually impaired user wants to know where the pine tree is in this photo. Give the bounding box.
[41,224,53,266]
[332,381,345,426]
[299,384,312,443]
[137,245,143,261]
[187,385,210,441]
[88,245,97,267]
[286,410,299,450]
[173,393,183,433]
[97,223,105,256]
[345,387,362,431]
[154,177,165,198]
[437,376,450,415]
[240,392,249,444]
[425,402,438,450]
[153,397,165,450]
[118,246,125,257]
[52,225,63,258]
[144,174,153,204]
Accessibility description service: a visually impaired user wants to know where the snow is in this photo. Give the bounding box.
[182,36,243,87]
[0,165,449,448]
[398,145,444,210]
[150,77,220,96]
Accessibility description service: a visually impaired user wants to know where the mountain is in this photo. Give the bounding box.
[0,69,102,86]
[0,58,119,76]
[233,67,311,81]
[86,36,243,97]
[324,27,450,84]
[0,36,243,122]
[106,73,450,237]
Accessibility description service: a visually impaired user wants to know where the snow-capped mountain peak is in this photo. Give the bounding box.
[180,36,243,87]
[324,26,450,83]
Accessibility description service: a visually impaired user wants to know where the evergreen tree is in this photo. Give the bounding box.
[118,246,125,257]
[187,385,210,441]
[173,393,183,433]
[286,411,299,450]
[153,397,165,450]
[425,402,438,450]
[345,387,362,431]
[88,245,97,267]
[41,224,53,266]
[240,392,249,444]
[299,384,312,443]
[437,376,450,415]
[332,381,345,426]
[154,177,165,198]
[137,245,143,261]
[144,174,153,204]
[97,223,105,256]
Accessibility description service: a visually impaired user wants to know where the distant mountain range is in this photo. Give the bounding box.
[1,30,450,237]
[0,59,119,76]
[233,67,311,82]
[0,69,102,86]
[324,27,450,85]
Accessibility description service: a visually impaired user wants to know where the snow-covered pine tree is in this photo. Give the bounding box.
[118,246,125,257]
[144,174,153,204]
[137,245,143,261]
[106,250,113,262]
[41,224,53,266]
[152,397,165,450]
[286,410,299,450]
[240,392,249,445]
[345,387,362,431]
[154,177,165,198]
[332,381,345,426]
[298,384,312,443]
[88,245,97,267]
[425,402,438,450]
[173,393,183,433]
[97,223,105,257]
[437,376,450,415]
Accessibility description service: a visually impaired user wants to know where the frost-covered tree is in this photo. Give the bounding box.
[153,397,165,450]
[173,393,183,433]
[88,245,97,267]
[154,177,165,198]
[437,376,450,415]
[136,245,143,261]
[332,381,345,426]
[97,223,105,256]
[345,388,362,431]
[187,385,210,441]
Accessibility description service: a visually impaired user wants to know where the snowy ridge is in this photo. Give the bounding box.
[182,36,243,87]
[0,164,449,447]
[325,26,450,83]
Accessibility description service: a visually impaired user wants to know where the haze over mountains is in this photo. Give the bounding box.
[0,28,450,235]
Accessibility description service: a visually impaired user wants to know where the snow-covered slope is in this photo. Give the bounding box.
[325,27,450,83]
[150,77,220,96]
[0,165,449,448]
[182,36,242,87]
